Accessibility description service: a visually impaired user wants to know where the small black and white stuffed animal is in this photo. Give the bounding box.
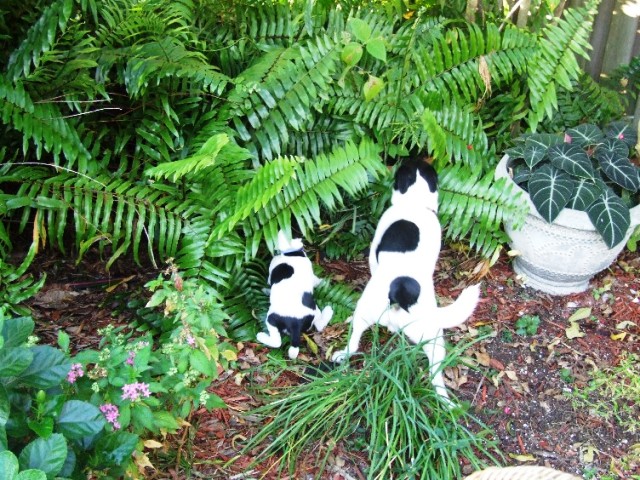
[332,157,480,402]
[257,231,333,359]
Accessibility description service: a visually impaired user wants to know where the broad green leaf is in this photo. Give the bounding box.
[596,149,640,192]
[523,141,547,168]
[348,18,371,43]
[204,393,226,410]
[1,317,34,348]
[17,470,47,480]
[587,190,631,248]
[189,349,213,377]
[18,434,67,478]
[606,121,637,148]
[153,411,180,432]
[56,401,105,440]
[548,143,595,180]
[27,418,54,439]
[0,425,7,451]
[0,347,33,377]
[528,164,575,223]
[366,38,386,62]
[17,346,71,389]
[565,124,604,147]
[363,75,384,101]
[569,179,601,211]
[0,450,19,480]
[94,431,138,466]
[0,385,9,427]
[340,42,363,66]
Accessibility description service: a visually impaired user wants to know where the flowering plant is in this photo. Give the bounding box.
[506,121,639,248]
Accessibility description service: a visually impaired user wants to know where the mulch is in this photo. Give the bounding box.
[25,246,640,479]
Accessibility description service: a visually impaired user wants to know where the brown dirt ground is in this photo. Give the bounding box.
[26,247,640,479]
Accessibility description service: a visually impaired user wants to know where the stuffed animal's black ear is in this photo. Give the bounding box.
[389,276,420,312]
[394,156,438,194]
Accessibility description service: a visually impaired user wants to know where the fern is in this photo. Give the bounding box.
[526,1,599,129]
[439,162,529,257]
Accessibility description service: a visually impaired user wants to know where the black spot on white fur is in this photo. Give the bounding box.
[376,219,420,261]
[302,292,316,310]
[269,263,294,286]
[389,276,420,312]
[394,159,438,194]
[266,312,314,347]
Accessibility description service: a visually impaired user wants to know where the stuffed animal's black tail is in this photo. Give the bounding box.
[389,276,421,312]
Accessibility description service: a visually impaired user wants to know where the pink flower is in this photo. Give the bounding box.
[503,406,512,415]
[121,382,152,401]
[126,350,136,366]
[618,133,624,140]
[100,403,121,430]
[564,133,572,143]
[67,363,84,384]
[186,335,196,347]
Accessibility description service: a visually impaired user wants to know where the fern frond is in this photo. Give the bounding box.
[228,34,341,161]
[213,139,384,257]
[2,167,186,265]
[0,75,91,171]
[439,162,528,257]
[5,0,75,81]
[314,275,359,324]
[527,1,598,129]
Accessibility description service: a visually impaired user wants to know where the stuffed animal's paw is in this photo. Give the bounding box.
[256,332,281,348]
[331,349,349,363]
[314,306,333,331]
[288,346,299,359]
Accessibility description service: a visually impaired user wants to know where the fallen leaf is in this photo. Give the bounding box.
[303,334,318,355]
[143,439,163,449]
[569,307,592,322]
[508,453,535,462]
[581,444,598,463]
[616,320,636,330]
[565,321,585,339]
[610,332,627,341]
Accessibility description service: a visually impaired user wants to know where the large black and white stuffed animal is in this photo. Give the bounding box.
[332,157,480,402]
[257,231,333,359]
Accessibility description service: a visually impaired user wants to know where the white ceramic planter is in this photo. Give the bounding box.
[496,155,640,295]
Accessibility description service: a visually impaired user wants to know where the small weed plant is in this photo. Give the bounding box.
[240,333,502,479]
[515,314,541,336]
[567,352,640,434]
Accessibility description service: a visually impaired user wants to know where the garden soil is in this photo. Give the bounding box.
[26,247,640,479]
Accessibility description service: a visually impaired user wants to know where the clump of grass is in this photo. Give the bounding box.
[567,352,640,434]
[239,332,503,479]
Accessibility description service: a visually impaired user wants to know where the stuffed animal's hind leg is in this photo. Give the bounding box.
[312,305,333,332]
[422,333,452,403]
[256,322,282,349]
[332,285,387,363]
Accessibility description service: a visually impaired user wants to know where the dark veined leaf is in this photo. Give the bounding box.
[587,190,631,248]
[523,140,548,168]
[528,164,575,223]
[595,149,640,192]
[595,138,631,159]
[606,121,637,148]
[565,123,604,147]
[547,143,596,180]
[569,179,602,211]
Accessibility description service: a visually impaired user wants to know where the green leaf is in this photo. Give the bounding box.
[57,331,70,353]
[565,124,604,147]
[606,121,637,148]
[0,347,33,377]
[548,143,596,180]
[56,401,106,440]
[18,434,67,478]
[0,385,9,427]
[17,469,48,480]
[528,164,575,223]
[596,150,640,192]
[363,75,384,101]
[340,42,363,67]
[587,190,631,248]
[0,450,19,480]
[94,431,138,467]
[17,346,71,389]
[569,179,601,211]
[189,350,213,377]
[1,317,35,347]
[366,38,386,62]
[348,18,371,43]
[27,418,54,439]
[152,411,180,432]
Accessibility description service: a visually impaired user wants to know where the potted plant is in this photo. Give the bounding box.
[496,121,640,295]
